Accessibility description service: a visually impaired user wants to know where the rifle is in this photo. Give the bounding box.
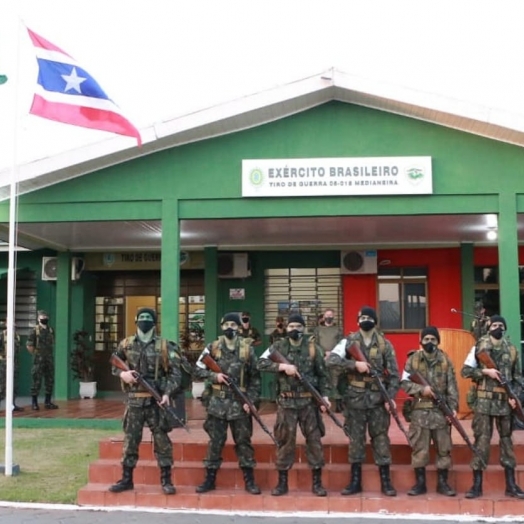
[347,343,412,446]
[409,371,487,468]
[110,353,190,432]
[200,350,279,447]
[268,348,351,440]
[476,350,524,423]
[451,307,489,340]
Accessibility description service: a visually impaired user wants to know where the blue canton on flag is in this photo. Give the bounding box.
[27,28,142,146]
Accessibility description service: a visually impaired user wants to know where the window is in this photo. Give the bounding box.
[264,268,342,335]
[378,267,427,330]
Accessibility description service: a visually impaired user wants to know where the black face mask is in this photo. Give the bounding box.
[359,320,375,332]
[324,317,334,325]
[222,328,237,340]
[39,318,49,326]
[242,317,250,324]
[137,320,155,334]
[490,327,504,340]
[287,329,303,341]
[422,342,436,353]
[277,323,283,329]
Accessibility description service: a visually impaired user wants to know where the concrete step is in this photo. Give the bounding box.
[76,483,524,517]
[87,459,524,494]
[97,437,524,465]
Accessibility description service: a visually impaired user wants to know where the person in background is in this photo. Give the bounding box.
[461,314,524,499]
[269,316,286,344]
[239,311,262,346]
[401,326,458,497]
[313,308,344,411]
[0,319,23,411]
[26,310,58,410]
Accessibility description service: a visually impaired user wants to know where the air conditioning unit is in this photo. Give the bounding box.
[340,250,378,274]
[42,256,58,281]
[71,257,85,281]
[218,253,251,278]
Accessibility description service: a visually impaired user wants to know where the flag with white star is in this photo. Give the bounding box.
[27,28,142,146]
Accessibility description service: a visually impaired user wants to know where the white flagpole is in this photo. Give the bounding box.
[4,15,22,478]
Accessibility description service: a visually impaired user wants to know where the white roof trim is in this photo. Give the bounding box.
[2,67,524,201]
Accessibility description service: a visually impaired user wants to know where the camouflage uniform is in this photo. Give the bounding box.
[238,325,261,345]
[112,335,182,469]
[401,348,458,470]
[194,334,261,494]
[326,329,399,496]
[0,328,21,403]
[27,324,55,398]
[258,336,330,471]
[313,324,343,408]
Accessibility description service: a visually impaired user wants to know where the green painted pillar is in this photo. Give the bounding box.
[55,252,71,400]
[498,193,521,359]
[204,247,218,343]
[460,242,475,331]
[161,198,179,341]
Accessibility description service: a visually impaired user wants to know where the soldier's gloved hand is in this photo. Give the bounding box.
[320,397,331,412]
[242,403,250,413]
[120,370,138,384]
[355,361,371,374]
[216,373,229,384]
[509,398,517,410]
[279,363,298,376]
[158,394,170,406]
[482,368,501,381]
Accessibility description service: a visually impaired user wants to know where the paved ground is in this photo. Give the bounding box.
[0,504,520,524]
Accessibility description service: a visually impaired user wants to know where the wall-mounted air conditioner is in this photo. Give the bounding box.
[340,250,378,274]
[218,253,251,278]
[42,256,58,281]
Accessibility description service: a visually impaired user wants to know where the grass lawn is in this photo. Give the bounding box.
[0,428,116,504]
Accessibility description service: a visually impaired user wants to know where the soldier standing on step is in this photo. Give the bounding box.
[400,326,458,497]
[326,306,399,497]
[461,314,524,499]
[258,314,330,497]
[194,313,261,495]
[109,308,182,496]
[26,310,58,410]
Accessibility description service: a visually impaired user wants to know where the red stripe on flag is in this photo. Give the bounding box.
[27,28,71,57]
[30,95,142,146]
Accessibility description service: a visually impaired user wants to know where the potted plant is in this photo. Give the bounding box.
[70,329,97,398]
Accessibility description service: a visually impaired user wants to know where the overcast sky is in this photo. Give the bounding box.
[1,0,524,175]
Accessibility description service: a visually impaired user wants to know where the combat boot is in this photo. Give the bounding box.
[465,470,482,499]
[109,465,134,493]
[436,469,456,496]
[341,462,362,495]
[195,468,217,493]
[379,465,397,496]
[44,394,58,409]
[312,468,327,497]
[160,466,176,495]
[242,467,261,495]
[504,467,524,499]
[271,470,288,496]
[407,467,427,496]
[12,397,24,412]
[31,395,39,411]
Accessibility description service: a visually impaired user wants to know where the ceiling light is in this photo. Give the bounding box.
[486,214,498,228]
[486,230,497,241]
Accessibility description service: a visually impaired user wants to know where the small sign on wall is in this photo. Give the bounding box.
[229,288,245,300]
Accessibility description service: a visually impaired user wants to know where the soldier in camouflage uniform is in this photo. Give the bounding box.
[109,308,182,495]
[461,314,524,499]
[0,320,23,411]
[258,314,330,497]
[239,311,262,346]
[400,326,458,496]
[326,306,399,497]
[26,310,58,410]
[194,312,261,495]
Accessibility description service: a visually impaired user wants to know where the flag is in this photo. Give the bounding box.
[27,28,142,146]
